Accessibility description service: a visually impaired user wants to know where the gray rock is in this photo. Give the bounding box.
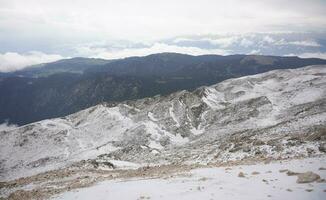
[238,172,245,177]
[319,143,326,153]
[286,170,300,176]
[306,148,315,154]
[296,171,321,183]
[252,139,265,146]
[242,146,251,152]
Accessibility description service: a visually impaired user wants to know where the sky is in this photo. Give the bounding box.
[0,0,326,72]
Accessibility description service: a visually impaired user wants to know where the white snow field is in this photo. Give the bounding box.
[54,157,326,200]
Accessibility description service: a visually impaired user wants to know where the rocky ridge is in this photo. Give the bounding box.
[1,65,326,182]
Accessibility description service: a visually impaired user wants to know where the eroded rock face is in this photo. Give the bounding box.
[1,65,326,181]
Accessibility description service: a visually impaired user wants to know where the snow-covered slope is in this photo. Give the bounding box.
[54,157,326,200]
[1,65,326,181]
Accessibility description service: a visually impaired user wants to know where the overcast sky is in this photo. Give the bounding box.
[0,0,326,72]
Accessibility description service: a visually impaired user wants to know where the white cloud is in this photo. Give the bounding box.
[0,0,325,44]
[205,37,239,48]
[240,38,254,47]
[173,36,239,48]
[262,36,275,44]
[261,37,321,47]
[289,40,321,47]
[75,43,229,59]
[293,52,326,59]
[0,0,324,59]
[249,49,260,54]
[172,38,197,43]
[0,51,64,72]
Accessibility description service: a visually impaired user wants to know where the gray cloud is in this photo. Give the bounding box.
[0,0,325,71]
[287,52,326,59]
[168,32,326,56]
[0,0,325,43]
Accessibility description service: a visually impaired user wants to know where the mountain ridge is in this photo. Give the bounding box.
[1,65,325,181]
[1,53,326,126]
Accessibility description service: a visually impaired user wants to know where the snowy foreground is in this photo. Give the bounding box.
[54,157,326,200]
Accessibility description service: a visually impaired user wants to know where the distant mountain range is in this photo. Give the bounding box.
[1,53,326,125]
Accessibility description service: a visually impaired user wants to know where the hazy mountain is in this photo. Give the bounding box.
[1,53,326,125]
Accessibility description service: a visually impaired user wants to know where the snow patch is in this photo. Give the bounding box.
[169,106,180,127]
[54,157,326,200]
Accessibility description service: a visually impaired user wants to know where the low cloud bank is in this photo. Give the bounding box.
[0,51,64,72]
[75,43,229,59]
[287,52,326,59]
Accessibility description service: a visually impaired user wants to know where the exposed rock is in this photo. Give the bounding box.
[242,146,251,152]
[305,127,326,141]
[89,160,115,169]
[198,177,208,181]
[306,148,315,154]
[229,146,242,153]
[266,139,279,147]
[252,171,260,175]
[238,172,245,177]
[255,150,262,155]
[316,178,326,183]
[274,145,284,152]
[319,143,326,153]
[264,159,272,164]
[159,136,170,146]
[286,170,300,176]
[252,139,265,146]
[296,171,321,183]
